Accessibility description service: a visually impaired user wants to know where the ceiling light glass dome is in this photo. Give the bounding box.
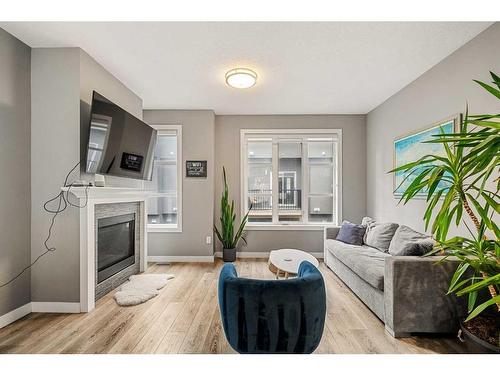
[225,68,257,89]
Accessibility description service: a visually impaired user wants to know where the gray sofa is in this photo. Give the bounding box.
[323,226,465,337]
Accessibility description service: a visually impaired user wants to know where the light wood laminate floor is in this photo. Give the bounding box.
[0,259,476,354]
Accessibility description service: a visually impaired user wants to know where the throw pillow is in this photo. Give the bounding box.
[364,219,399,252]
[388,225,435,256]
[361,216,375,243]
[335,220,367,246]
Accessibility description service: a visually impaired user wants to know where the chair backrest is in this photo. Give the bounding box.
[218,261,326,354]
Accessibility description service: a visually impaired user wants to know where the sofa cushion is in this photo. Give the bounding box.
[325,239,390,290]
[388,225,435,256]
[335,220,366,245]
[362,217,398,252]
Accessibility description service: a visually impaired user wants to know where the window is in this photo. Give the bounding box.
[145,125,182,232]
[241,129,341,228]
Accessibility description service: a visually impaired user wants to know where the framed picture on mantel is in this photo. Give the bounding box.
[393,114,460,197]
[186,160,207,178]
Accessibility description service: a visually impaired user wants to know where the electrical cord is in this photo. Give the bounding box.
[0,160,90,289]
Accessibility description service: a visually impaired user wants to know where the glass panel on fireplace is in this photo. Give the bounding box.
[97,213,136,284]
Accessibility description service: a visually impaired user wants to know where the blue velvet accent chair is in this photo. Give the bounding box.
[218,260,326,354]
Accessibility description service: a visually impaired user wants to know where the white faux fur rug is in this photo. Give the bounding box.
[114,274,174,306]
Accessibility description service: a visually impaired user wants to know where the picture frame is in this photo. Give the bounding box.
[393,114,461,197]
[186,160,207,178]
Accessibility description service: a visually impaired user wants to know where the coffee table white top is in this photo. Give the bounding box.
[269,249,319,275]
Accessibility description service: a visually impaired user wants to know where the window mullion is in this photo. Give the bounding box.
[242,139,248,216]
[333,141,338,225]
[271,138,279,224]
[302,138,309,224]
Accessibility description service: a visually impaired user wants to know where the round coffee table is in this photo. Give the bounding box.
[268,249,319,279]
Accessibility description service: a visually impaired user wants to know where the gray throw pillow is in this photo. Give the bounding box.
[335,220,367,246]
[388,225,435,256]
[363,218,399,252]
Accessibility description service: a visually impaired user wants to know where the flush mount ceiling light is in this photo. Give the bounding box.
[225,68,257,89]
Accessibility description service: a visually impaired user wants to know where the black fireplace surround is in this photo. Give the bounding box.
[97,213,136,284]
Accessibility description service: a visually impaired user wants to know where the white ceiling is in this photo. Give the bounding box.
[1,22,492,114]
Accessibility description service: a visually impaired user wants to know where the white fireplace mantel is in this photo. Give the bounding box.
[62,186,152,312]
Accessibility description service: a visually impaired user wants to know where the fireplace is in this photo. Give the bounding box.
[63,187,147,312]
[97,213,136,284]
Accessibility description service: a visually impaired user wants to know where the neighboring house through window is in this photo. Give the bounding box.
[145,125,182,232]
[241,129,341,228]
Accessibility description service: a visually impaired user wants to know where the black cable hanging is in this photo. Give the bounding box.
[0,160,90,289]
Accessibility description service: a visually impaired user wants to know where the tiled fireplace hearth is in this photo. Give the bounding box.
[63,187,150,312]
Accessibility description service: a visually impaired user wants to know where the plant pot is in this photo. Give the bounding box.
[223,247,236,262]
[459,317,500,353]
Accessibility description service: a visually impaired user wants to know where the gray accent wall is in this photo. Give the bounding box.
[366,23,500,234]
[31,47,143,303]
[79,49,144,188]
[0,29,31,316]
[31,48,80,303]
[215,115,366,254]
[144,110,215,258]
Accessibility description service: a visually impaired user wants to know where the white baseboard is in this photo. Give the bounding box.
[31,302,81,313]
[214,251,324,259]
[0,301,81,329]
[0,303,32,329]
[148,255,215,263]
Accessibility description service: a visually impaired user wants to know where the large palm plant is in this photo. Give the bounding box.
[390,72,499,345]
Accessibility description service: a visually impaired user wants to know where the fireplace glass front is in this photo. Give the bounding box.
[97,213,136,284]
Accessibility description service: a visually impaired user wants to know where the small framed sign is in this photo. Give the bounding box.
[186,160,207,178]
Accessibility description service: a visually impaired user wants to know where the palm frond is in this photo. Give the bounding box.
[388,71,500,332]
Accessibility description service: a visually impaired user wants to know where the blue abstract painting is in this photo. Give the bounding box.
[394,119,456,196]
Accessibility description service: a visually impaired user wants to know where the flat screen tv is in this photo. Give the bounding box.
[85,91,157,181]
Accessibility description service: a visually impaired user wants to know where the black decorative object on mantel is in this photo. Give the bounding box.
[186,160,207,177]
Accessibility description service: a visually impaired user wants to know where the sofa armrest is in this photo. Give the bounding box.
[324,226,340,241]
[383,255,466,336]
[323,226,340,263]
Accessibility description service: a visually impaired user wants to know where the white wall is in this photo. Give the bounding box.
[366,23,500,234]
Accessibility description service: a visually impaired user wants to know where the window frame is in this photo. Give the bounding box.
[240,128,342,230]
[146,124,183,233]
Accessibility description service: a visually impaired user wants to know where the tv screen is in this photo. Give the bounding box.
[85,91,157,181]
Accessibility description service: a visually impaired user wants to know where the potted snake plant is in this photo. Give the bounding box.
[214,167,252,262]
[390,71,500,352]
